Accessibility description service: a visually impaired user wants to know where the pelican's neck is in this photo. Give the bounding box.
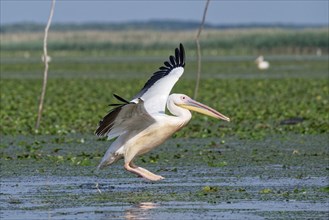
[166,98,192,126]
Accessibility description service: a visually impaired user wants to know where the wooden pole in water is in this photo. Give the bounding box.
[35,0,56,130]
[194,0,211,100]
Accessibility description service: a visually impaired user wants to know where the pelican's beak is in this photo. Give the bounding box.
[179,99,230,122]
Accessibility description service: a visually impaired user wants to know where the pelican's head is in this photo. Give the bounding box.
[171,94,230,122]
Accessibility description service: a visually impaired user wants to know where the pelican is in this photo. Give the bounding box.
[95,44,230,181]
[255,55,269,70]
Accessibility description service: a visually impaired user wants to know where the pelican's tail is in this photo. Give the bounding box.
[97,152,122,170]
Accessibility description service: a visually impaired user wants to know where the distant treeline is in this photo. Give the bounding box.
[1,20,327,33]
[2,35,327,52]
[1,21,328,55]
[2,31,328,56]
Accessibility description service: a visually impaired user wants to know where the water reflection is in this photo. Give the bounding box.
[125,202,158,220]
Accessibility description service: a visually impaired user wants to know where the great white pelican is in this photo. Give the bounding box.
[95,44,230,181]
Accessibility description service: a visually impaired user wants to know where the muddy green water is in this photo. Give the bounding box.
[1,134,328,219]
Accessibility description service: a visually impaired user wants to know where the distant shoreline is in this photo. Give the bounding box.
[1,20,327,33]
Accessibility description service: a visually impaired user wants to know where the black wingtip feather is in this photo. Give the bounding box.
[164,61,172,68]
[113,94,129,104]
[161,43,185,71]
[95,105,124,136]
[179,43,185,67]
[175,48,180,64]
[169,55,176,66]
[159,66,169,71]
[132,43,186,99]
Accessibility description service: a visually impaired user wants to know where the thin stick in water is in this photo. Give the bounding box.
[35,0,56,129]
[194,0,211,100]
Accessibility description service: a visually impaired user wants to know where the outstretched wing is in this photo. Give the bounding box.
[132,43,185,114]
[95,94,155,139]
[95,44,185,139]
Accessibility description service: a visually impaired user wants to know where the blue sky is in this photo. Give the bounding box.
[1,0,328,25]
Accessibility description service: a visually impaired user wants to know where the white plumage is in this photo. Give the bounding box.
[255,55,270,70]
[132,67,184,114]
[95,44,229,181]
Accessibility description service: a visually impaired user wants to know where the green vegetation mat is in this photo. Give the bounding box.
[1,59,328,137]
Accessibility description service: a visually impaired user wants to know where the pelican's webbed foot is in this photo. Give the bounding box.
[124,162,164,181]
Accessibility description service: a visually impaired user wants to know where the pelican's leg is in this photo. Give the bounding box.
[131,162,165,181]
[124,162,164,181]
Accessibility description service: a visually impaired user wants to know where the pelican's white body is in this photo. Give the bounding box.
[98,94,192,169]
[99,113,189,169]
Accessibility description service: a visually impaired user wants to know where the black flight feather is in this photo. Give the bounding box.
[95,94,130,136]
[169,55,176,66]
[159,66,169,71]
[108,103,123,107]
[113,93,129,104]
[164,61,172,68]
[95,105,124,136]
[179,43,185,66]
[175,48,180,64]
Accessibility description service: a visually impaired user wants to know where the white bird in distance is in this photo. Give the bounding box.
[255,55,270,70]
